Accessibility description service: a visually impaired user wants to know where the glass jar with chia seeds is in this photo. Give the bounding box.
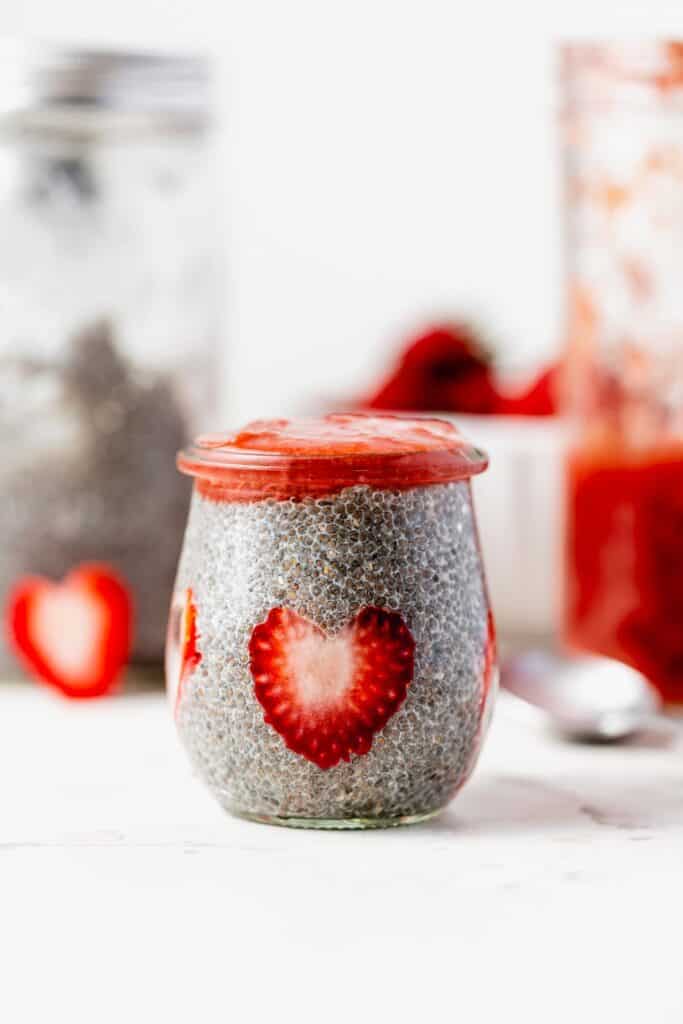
[167,413,496,829]
[0,41,219,663]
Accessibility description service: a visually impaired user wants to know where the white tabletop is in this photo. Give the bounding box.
[2,677,682,1024]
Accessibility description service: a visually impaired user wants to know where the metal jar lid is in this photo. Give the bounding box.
[0,38,213,129]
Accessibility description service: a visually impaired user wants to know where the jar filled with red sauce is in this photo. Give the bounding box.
[563,42,683,703]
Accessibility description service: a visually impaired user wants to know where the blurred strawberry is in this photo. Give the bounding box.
[366,323,499,415]
[494,364,559,417]
[6,563,132,698]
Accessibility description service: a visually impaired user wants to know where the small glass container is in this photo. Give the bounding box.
[0,41,219,662]
[166,413,496,829]
[562,42,683,703]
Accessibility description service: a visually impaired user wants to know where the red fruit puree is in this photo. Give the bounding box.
[179,413,488,501]
[566,440,683,704]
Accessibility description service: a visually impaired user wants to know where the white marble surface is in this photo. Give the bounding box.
[1,678,682,1023]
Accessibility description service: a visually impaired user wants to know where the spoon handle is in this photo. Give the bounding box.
[639,711,683,739]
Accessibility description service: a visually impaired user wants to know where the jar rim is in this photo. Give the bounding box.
[0,39,212,126]
[177,414,488,500]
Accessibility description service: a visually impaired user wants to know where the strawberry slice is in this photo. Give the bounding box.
[494,364,559,417]
[6,563,132,698]
[483,609,497,700]
[365,323,499,415]
[249,606,415,769]
[174,587,202,716]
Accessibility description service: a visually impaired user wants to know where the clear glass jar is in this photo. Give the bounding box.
[167,414,496,828]
[0,42,220,662]
[562,42,683,702]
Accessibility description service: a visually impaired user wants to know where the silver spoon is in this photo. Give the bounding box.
[500,650,680,742]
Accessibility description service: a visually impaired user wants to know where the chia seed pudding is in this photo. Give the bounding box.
[168,414,496,828]
[0,47,218,664]
[0,321,190,662]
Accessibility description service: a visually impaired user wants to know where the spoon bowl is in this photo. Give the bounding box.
[501,650,668,742]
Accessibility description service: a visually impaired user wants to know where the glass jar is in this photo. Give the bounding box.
[0,42,220,662]
[562,42,683,702]
[166,414,496,828]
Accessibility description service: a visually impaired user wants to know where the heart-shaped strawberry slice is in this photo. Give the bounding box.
[6,563,132,698]
[249,606,415,769]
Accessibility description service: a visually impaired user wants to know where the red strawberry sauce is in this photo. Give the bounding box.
[566,439,683,704]
[178,413,487,501]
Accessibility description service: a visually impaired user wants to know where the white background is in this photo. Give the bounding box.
[3,681,683,1024]
[2,9,683,1021]
[5,0,683,422]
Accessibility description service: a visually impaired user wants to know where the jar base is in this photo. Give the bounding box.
[226,807,443,830]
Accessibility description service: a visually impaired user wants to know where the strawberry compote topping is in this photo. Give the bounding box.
[178,413,487,501]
